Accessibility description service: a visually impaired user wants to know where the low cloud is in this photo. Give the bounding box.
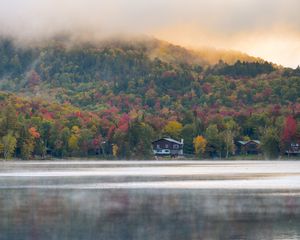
[0,0,300,67]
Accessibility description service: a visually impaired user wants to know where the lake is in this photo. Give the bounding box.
[0,161,300,240]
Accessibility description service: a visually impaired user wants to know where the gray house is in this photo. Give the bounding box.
[152,138,184,156]
[286,143,300,156]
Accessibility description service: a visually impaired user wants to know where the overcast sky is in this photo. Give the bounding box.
[0,0,300,67]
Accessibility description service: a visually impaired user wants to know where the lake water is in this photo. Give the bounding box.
[0,161,300,240]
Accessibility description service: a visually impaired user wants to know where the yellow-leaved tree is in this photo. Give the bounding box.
[112,144,119,158]
[1,133,17,160]
[193,135,207,158]
[163,121,183,139]
[68,126,80,156]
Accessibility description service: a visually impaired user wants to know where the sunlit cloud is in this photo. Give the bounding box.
[154,24,300,67]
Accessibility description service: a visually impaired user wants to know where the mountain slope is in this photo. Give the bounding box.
[0,36,299,159]
[0,37,287,110]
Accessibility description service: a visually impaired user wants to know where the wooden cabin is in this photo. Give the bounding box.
[152,138,184,156]
[236,140,261,155]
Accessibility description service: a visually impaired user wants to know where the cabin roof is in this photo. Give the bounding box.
[237,140,261,145]
[152,137,183,145]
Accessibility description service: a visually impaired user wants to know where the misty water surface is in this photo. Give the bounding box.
[0,161,300,240]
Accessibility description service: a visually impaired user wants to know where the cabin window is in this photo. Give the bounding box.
[173,144,179,149]
[165,144,169,148]
[156,144,160,149]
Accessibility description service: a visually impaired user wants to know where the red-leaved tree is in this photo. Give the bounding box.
[282,116,297,146]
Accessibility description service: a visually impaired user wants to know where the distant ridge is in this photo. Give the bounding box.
[91,36,264,66]
[146,39,263,66]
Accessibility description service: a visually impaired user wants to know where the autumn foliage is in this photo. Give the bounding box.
[193,136,207,158]
[29,127,40,139]
[282,116,297,145]
[0,38,299,159]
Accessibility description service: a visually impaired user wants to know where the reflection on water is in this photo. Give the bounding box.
[0,161,300,240]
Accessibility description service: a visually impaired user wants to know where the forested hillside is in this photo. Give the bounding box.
[0,37,299,159]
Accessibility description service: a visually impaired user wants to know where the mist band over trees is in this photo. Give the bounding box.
[1,0,300,67]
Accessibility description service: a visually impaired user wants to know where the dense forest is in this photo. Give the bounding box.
[0,37,299,159]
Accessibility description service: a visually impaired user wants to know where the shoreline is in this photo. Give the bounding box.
[1,158,300,163]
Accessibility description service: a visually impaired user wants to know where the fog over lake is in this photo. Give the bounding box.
[0,161,300,240]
